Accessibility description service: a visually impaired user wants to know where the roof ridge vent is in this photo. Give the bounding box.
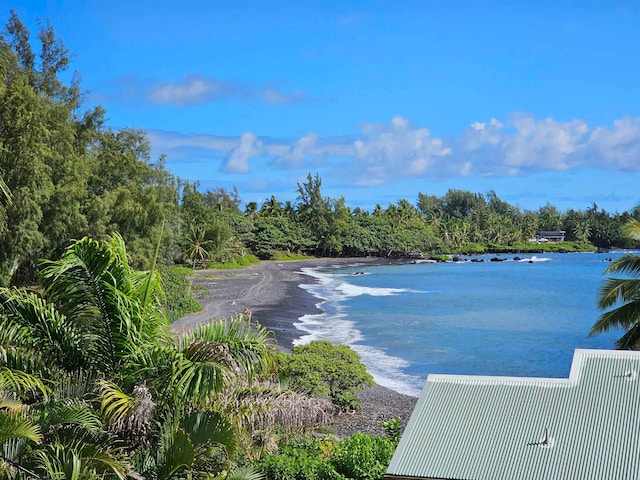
[620,365,636,381]
[539,427,554,449]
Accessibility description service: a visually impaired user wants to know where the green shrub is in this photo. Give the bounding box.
[331,433,396,480]
[208,253,260,269]
[381,418,401,445]
[158,265,201,322]
[334,393,361,412]
[259,438,343,480]
[258,433,396,480]
[280,341,374,411]
[271,251,313,261]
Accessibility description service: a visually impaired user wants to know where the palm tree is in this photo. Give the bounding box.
[0,233,318,478]
[590,218,640,348]
[37,233,167,373]
[184,225,212,269]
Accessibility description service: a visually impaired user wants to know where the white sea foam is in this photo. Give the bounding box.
[294,264,423,396]
[335,282,408,297]
[293,311,364,346]
[350,344,423,397]
[517,255,552,262]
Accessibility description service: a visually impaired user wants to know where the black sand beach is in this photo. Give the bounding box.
[171,257,418,436]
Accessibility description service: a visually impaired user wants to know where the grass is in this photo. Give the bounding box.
[271,251,314,261]
[207,254,260,269]
[158,265,202,322]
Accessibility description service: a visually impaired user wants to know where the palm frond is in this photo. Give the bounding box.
[98,380,137,427]
[0,288,87,372]
[591,302,640,336]
[0,368,48,400]
[0,391,25,413]
[179,316,276,380]
[52,370,99,402]
[224,466,265,480]
[157,427,195,480]
[598,277,640,310]
[621,218,640,242]
[604,254,640,276]
[98,381,155,438]
[171,352,225,407]
[32,441,130,480]
[34,398,103,438]
[0,411,41,445]
[614,322,640,350]
[38,235,165,373]
[594,248,640,349]
[182,411,237,455]
[0,318,48,375]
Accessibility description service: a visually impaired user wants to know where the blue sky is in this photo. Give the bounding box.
[7,1,640,212]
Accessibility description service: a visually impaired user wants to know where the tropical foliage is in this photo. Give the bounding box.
[591,218,640,349]
[258,430,397,480]
[0,234,347,479]
[0,12,638,288]
[279,341,374,411]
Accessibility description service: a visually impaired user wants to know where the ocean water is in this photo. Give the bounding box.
[293,252,635,397]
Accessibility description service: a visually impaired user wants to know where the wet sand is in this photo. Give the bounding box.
[171,257,390,348]
[170,257,419,436]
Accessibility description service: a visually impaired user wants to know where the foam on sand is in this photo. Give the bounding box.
[294,264,424,396]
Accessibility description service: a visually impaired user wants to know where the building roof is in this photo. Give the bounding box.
[386,349,640,480]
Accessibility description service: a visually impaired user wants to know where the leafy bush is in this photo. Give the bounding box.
[259,438,344,480]
[279,341,374,411]
[208,253,260,269]
[381,418,401,445]
[332,433,396,480]
[334,393,361,412]
[159,265,201,322]
[271,251,313,261]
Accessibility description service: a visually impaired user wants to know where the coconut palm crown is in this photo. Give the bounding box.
[591,218,640,349]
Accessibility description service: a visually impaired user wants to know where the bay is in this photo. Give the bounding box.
[293,251,634,397]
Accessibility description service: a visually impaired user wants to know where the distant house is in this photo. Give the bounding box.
[386,349,640,480]
[534,230,566,242]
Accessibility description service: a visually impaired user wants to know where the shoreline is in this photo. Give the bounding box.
[171,257,419,436]
[171,257,396,349]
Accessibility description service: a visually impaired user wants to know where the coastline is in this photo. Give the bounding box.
[170,257,419,436]
[171,257,395,349]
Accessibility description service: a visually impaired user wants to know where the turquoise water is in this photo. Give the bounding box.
[294,252,634,396]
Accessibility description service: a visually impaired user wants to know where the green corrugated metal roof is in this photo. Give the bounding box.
[386,349,640,480]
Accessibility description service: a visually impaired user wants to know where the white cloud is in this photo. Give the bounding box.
[147,76,242,106]
[458,115,608,175]
[278,133,320,167]
[147,130,236,153]
[262,86,310,105]
[589,116,640,170]
[351,116,452,184]
[224,132,263,173]
[145,75,311,106]
[148,114,640,183]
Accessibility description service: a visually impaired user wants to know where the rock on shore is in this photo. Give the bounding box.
[330,385,418,437]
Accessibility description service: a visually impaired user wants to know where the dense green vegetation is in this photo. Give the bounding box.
[259,433,396,480]
[2,12,640,478]
[0,13,638,289]
[0,233,394,479]
[278,341,375,412]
